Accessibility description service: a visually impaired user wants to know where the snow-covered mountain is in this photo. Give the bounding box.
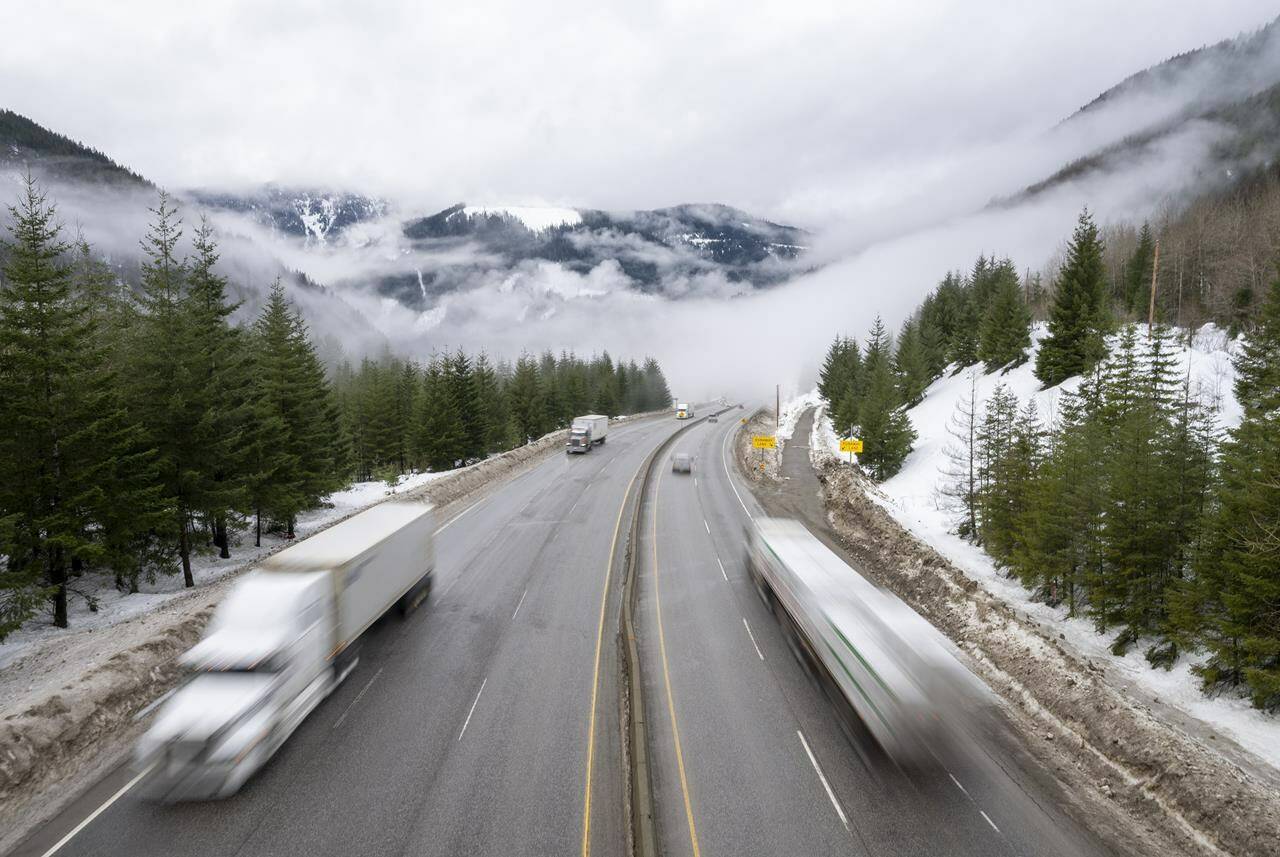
[188,185,386,246]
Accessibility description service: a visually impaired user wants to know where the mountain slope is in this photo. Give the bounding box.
[0,109,149,188]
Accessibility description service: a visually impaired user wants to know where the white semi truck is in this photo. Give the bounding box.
[675,402,693,419]
[746,518,983,766]
[134,501,435,799]
[566,414,609,453]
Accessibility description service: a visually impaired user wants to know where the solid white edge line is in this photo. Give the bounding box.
[797,730,850,830]
[458,677,488,741]
[716,556,727,581]
[980,810,1000,833]
[436,495,487,535]
[720,421,752,517]
[333,667,384,730]
[512,587,529,620]
[39,764,154,857]
[742,618,764,660]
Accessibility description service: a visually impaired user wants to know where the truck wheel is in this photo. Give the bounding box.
[747,555,774,614]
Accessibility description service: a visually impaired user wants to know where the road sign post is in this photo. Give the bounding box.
[839,437,863,463]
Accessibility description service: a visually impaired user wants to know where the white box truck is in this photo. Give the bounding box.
[746,518,984,767]
[675,402,693,419]
[134,501,435,799]
[566,414,609,453]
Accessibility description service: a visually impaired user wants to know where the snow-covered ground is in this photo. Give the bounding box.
[791,324,1280,771]
[0,470,444,669]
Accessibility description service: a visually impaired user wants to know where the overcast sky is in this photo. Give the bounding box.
[4,1,1277,228]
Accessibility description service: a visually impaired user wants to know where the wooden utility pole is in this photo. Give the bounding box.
[1148,238,1161,335]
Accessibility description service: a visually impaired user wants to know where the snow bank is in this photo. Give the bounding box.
[777,388,822,440]
[837,323,1279,771]
[0,470,445,669]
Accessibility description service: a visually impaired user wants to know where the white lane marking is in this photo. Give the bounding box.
[742,618,764,660]
[716,556,727,581]
[38,763,154,857]
[570,497,581,514]
[333,667,384,730]
[980,810,1000,833]
[949,771,970,797]
[720,423,752,517]
[512,587,529,620]
[436,496,487,535]
[694,477,698,488]
[703,519,711,534]
[458,677,488,741]
[797,730,849,830]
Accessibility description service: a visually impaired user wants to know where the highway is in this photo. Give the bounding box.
[635,411,1114,857]
[16,407,1120,857]
[14,413,683,857]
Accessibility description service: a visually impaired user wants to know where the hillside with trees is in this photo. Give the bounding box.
[0,177,672,640]
[816,200,1280,710]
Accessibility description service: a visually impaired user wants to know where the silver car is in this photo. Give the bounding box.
[672,453,693,474]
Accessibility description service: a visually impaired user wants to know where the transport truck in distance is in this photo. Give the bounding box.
[134,501,435,799]
[675,402,693,419]
[745,517,983,766]
[566,414,609,453]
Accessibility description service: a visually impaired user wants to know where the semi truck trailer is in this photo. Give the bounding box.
[566,414,609,453]
[746,517,983,766]
[134,501,435,799]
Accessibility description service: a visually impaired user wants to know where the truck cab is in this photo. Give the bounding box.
[676,402,691,419]
[135,572,334,800]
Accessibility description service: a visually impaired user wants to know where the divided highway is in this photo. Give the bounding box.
[15,414,684,857]
[636,412,1113,857]
[17,406,1125,857]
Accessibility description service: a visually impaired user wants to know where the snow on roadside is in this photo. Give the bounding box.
[777,388,822,440]
[833,322,1280,771]
[0,470,445,670]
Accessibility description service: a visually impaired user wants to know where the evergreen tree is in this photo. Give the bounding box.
[977,259,1032,372]
[507,354,546,442]
[1192,274,1280,707]
[0,176,167,634]
[894,319,931,405]
[1035,209,1110,387]
[855,317,916,479]
[1123,222,1156,316]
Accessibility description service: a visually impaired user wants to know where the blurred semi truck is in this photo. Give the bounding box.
[134,501,435,799]
[745,517,983,766]
[675,402,693,419]
[566,414,609,453]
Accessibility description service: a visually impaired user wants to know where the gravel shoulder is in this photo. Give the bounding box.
[735,406,1280,857]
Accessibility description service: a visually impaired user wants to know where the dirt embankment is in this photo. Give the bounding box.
[810,449,1280,857]
[0,416,639,854]
[735,408,782,482]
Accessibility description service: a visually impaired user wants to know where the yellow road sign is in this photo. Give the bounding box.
[752,435,777,450]
[839,438,863,453]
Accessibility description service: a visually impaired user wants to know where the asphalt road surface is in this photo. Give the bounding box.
[14,414,685,857]
[635,411,1116,857]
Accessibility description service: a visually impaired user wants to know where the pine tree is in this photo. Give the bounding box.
[1123,223,1156,316]
[123,190,213,587]
[977,259,1032,372]
[939,370,981,539]
[855,317,916,479]
[894,319,931,405]
[1035,209,1110,387]
[1193,274,1280,708]
[507,354,546,443]
[184,217,249,558]
[0,176,167,634]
